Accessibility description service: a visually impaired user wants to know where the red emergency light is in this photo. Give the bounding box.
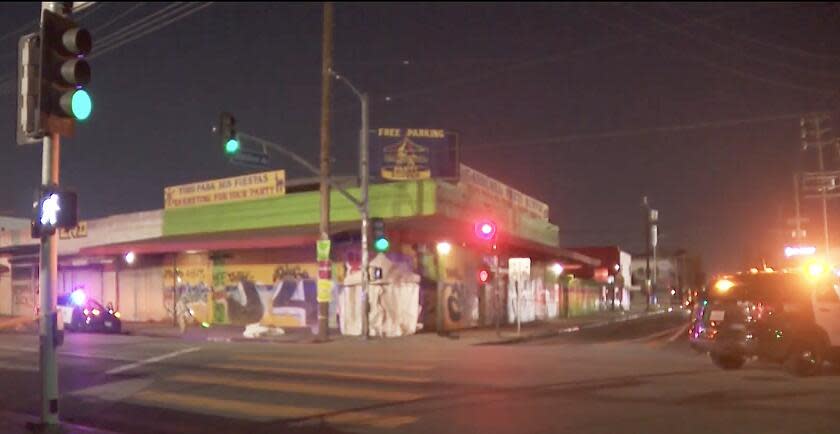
[474,220,497,241]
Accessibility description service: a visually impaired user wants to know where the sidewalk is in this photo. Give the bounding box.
[123,321,344,344]
[0,411,115,434]
[0,316,36,332]
[124,304,675,346]
[454,306,670,345]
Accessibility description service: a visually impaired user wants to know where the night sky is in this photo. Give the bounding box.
[3,2,840,273]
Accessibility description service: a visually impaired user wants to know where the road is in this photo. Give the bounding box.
[1,313,839,434]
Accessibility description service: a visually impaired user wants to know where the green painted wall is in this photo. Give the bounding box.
[163,180,436,236]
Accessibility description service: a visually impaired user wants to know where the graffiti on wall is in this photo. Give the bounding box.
[163,262,323,329]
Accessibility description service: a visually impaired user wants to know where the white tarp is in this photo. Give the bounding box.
[339,254,421,337]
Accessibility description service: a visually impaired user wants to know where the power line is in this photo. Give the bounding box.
[577,6,834,96]
[96,3,192,47]
[364,4,780,106]
[91,2,146,34]
[0,3,215,95]
[91,3,214,60]
[464,112,807,151]
[663,3,840,64]
[621,4,840,81]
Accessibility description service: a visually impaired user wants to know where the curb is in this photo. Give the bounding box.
[0,317,35,331]
[1,411,117,434]
[480,309,673,345]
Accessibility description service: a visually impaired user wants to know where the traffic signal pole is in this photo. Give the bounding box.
[38,3,63,427]
[39,131,60,428]
[359,93,370,339]
[330,70,371,338]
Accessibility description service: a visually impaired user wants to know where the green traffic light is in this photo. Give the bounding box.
[374,237,390,252]
[224,138,240,154]
[71,89,92,121]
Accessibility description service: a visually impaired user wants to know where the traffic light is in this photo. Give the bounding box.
[31,186,78,238]
[474,219,497,241]
[219,112,240,155]
[372,218,389,252]
[38,9,93,136]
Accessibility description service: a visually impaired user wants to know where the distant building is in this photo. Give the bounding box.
[630,249,705,299]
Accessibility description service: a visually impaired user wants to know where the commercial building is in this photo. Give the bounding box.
[0,165,599,335]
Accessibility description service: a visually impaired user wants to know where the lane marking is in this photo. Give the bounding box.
[0,361,38,372]
[209,363,432,384]
[231,354,434,372]
[106,347,200,375]
[170,373,425,401]
[133,390,417,428]
[0,345,37,353]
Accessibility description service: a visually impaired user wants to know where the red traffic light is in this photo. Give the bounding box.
[474,220,497,241]
[478,268,491,283]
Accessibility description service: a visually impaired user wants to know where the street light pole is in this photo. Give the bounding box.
[331,70,370,338]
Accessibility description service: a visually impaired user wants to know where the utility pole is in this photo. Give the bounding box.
[794,173,803,240]
[317,2,334,342]
[643,196,651,311]
[801,113,833,258]
[642,196,658,311]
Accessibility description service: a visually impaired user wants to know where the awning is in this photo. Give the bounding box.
[74,215,598,266]
[79,221,362,256]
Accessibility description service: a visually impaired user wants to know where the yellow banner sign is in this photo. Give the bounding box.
[164,170,285,210]
[59,221,88,240]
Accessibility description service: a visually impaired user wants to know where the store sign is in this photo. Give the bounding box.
[784,245,816,258]
[59,221,87,240]
[460,165,549,221]
[594,267,609,283]
[164,170,285,210]
[371,128,459,181]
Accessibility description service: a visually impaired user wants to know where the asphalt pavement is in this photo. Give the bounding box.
[2,311,839,434]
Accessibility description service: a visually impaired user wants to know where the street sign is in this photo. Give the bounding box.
[371,127,460,181]
[230,147,269,169]
[316,239,331,261]
[786,217,810,225]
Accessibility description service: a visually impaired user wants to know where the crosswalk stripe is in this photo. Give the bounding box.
[170,373,425,402]
[0,361,37,372]
[209,363,432,385]
[133,390,417,428]
[231,354,434,372]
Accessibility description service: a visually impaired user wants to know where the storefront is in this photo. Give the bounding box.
[0,166,598,335]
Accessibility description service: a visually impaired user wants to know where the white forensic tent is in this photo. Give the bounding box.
[340,253,421,337]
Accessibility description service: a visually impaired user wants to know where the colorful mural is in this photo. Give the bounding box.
[163,259,327,330]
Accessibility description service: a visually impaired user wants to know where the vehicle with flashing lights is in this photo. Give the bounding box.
[688,263,840,376]
[57,289,122,334]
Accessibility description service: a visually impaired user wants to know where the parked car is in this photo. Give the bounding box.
[689,266,840,376]
[57,289,122,334]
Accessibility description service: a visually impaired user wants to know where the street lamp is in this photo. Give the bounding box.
[330,69,371,339]
[436,241,453,256]
[124,251,136,265]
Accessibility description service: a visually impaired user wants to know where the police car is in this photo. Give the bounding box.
[689,264,840,376]
[57,289,122,334]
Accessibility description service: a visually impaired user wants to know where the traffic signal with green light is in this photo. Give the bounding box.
[219,112,240,155]
[372,218,389,252]
[38,9,92,136]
